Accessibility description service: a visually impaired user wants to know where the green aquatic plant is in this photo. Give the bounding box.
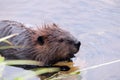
[0,55,5,78]
[45,70,80,80]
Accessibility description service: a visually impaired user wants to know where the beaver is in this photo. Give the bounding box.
[0,20,81,69]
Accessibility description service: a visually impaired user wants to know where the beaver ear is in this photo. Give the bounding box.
[37,36,45,45]
[52,23,58,28]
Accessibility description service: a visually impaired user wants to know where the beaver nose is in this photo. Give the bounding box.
[74,41,81,50]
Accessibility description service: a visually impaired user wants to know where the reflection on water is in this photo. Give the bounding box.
[0,0,120,80]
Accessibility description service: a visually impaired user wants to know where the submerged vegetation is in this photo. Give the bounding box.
[0,34,80,80]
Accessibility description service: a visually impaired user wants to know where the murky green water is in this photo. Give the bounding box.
[0,0,120,80]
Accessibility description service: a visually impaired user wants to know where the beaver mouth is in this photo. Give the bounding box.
[69,53,76,58]
[46,53,76,66]
[20,54,76,70]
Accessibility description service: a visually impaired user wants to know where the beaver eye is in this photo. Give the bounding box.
[67,40,73,44]
[58,38,64,42]
[37,36,44,45]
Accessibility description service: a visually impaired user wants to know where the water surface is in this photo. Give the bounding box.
[0,0,120,80]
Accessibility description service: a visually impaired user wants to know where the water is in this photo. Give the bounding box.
[0,0,120,80]
[1,66,40,80]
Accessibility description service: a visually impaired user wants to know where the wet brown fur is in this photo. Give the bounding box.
[0,20,80,67]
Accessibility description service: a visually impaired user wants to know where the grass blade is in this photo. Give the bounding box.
[0,46,23,50]
[4,60,41,66]
[0,33,18,42]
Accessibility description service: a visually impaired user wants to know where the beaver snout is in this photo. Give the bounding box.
[74,41,81,53]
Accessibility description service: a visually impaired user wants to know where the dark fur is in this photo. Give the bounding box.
[0,20,80,68]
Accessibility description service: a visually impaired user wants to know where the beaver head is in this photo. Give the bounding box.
[30,24,81,66]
